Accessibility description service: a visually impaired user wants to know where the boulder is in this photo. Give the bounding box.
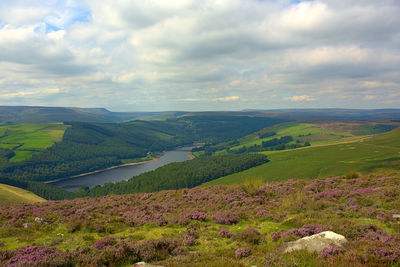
[393,214,400,220]
[284,231,347,253]
[133,262,164,267]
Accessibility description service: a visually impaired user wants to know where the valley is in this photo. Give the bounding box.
[0,108,399,266]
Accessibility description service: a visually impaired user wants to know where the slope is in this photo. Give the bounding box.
[0,183,45,204]
[205,128,400,185]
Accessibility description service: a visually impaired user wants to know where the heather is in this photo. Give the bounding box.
[0,173,399,266]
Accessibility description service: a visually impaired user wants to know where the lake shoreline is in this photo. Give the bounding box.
[44,153,164,185]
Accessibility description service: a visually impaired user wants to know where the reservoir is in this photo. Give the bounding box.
[52,146,193,191]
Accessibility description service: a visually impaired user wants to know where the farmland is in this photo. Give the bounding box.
[205,128,400,186]
[0,123,69,162]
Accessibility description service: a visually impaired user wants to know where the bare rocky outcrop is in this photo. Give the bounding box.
[284,231,347,253]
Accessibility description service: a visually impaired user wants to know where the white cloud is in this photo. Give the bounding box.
[285,95,317,102]
[0,0,399,110]
[213,96,240,102]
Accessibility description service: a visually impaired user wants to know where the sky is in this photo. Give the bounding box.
[0,0,399,111]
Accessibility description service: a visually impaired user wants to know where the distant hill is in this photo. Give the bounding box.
[0,106,183,124]
[1,106,400,124]
[0,183,45,204]
[242,108,400,121]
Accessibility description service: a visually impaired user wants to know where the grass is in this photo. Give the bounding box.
[0,123,69,162]
[227,122,355,150]
[205,128,400,185]
[1,173,399,266]
[0,183,45,205]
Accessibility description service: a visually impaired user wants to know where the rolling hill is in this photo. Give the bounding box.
[205,127,400,186]
[0,183,45,204]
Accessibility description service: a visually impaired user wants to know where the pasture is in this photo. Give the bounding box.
[0,123,69,162]
[205,128,400,185]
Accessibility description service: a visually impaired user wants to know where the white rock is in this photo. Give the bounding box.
[133,262,164,267]
[393,214,400,220]
[284,231,347,253]
[34,217,44,223]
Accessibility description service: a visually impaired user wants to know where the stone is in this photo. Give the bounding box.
[133,262,164,267]
[393,214,400,220]
[23,223,30,229]
[34,217,44,223]
[284,231,347,253]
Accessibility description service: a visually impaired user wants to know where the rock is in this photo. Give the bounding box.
[393,214,400,220]
[133,262,164,267]
[284,231,347,253]
[34,217,44,223]
[23,223,30,229]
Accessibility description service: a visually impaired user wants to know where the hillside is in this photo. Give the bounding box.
[0,106,170,124]
[0,183,44,204]
[0,173,398,266]
[205,127,400,186]
[0,116,284,183]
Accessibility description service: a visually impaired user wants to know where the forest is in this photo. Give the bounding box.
[0,115,283,199]
[84,153,269,197]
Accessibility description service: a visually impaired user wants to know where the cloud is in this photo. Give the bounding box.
[363,95,376,100]
[285,95,317,102]
[213,96,240,102]
[0,0,399,110]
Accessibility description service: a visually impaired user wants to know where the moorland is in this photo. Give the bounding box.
[0,107,399,266]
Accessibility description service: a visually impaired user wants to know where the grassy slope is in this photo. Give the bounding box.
[205,128,400,185]
[227,122,381,151]
[0,183,45,204]
[0,123,69,162]
[0,173,398,266]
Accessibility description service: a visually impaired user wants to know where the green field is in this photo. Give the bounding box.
[0,183,45,204]
[205,128,400,185]
[227,122,380,152]
[0,123,69,162]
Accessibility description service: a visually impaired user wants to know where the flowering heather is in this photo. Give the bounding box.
[3,246,66,267]
[93,236,117,250]
[235,247,251,259]
[212,212,240,225]
[271,224,323,241]
[315,189,342,199]
[187,211,207,221]
[0,173,398,266]
[318,246,343,259]
[220,228,234,238]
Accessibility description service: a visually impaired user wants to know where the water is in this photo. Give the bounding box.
[52,146,193,191]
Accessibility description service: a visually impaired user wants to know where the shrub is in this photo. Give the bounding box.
[4,246,69,267]
[235,247,251,259]
[271,224,323,241]
[318,246,343,259]
[237,226,262,244]
[136,238,178,261]
[212,212,240,225]
[182,234,198,246]
[220,228,234,238]
[93,236,117,250]
[187,211,206,221]
[172,246,187,256]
